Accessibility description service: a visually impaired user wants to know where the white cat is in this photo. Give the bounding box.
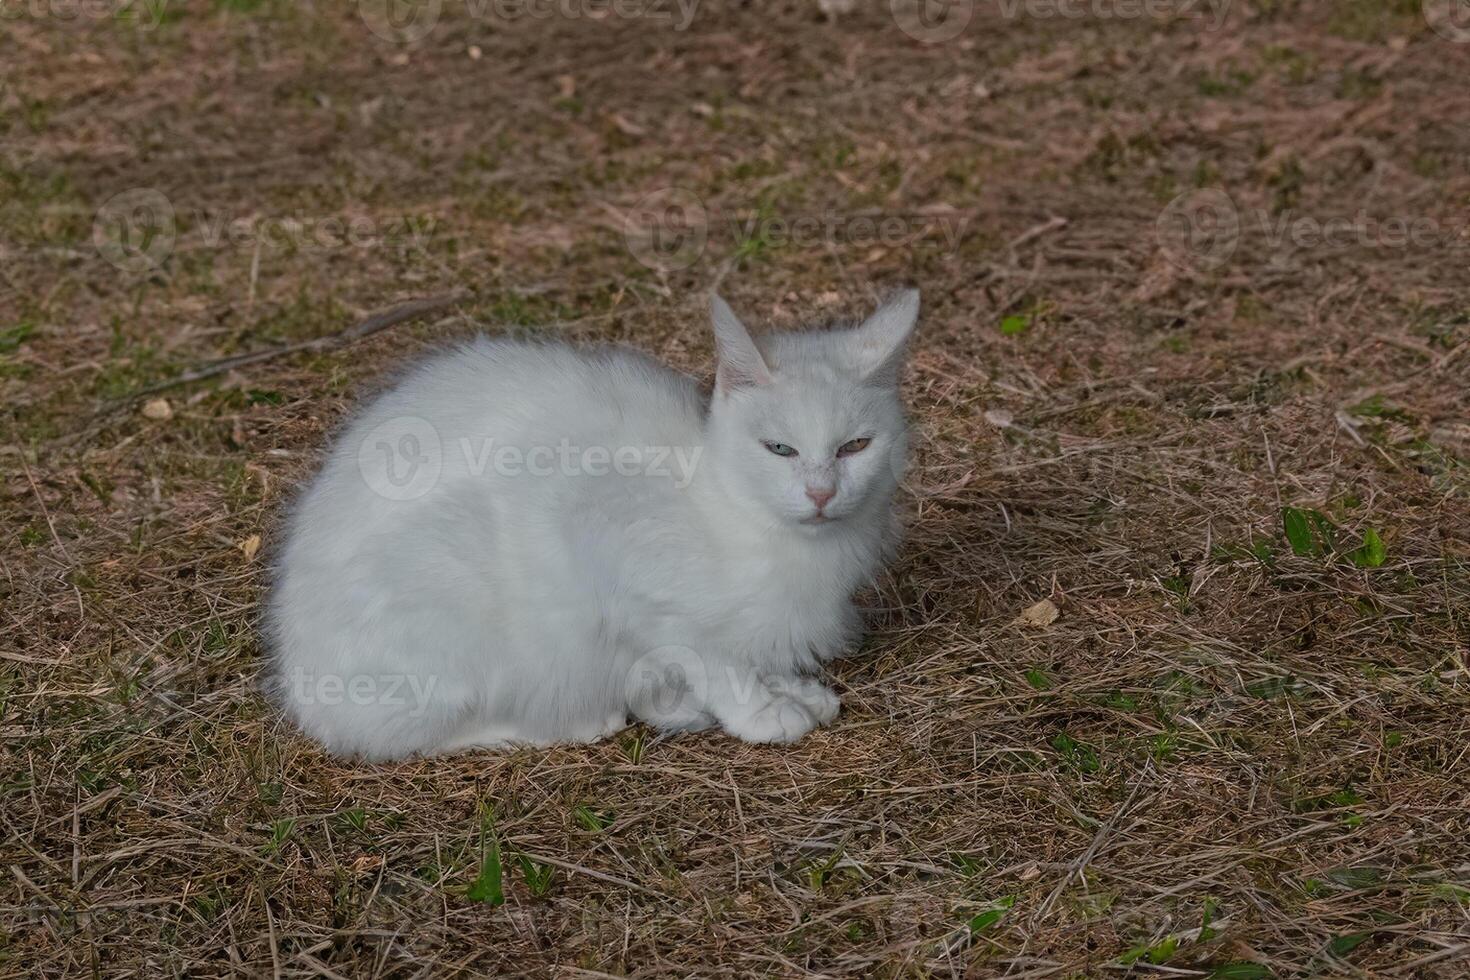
[265,290,920,760]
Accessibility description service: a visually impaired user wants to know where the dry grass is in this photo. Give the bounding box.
[3,0,1470,976]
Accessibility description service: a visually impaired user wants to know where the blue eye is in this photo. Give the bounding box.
[763,441,798,457]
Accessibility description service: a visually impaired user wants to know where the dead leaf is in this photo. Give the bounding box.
[608,113,646,137]
[350,854,383,874]
[141,398,173,421]
[238,534,261,561]
[1015,598,1059,628]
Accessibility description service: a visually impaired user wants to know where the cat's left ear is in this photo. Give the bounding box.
[850,289,919,383]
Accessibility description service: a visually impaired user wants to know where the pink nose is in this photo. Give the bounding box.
[805,486,835,510]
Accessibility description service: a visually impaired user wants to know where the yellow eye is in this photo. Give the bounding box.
[837,438,871,457]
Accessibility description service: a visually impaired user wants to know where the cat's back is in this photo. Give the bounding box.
[365,336,705,446]
[275,335,709,649]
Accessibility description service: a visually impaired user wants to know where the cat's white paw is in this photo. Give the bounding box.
[772,675,841,725]
[720,677,840,743]
[724,694,820,744]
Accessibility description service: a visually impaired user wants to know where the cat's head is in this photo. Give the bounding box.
[703,290,919,531]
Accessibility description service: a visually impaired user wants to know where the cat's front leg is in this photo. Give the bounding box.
[624,645,716,733]
[624,646,840,743]
[711,670,841,744]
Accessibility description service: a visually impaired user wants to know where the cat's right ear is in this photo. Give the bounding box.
[849,288,919,384]
[710,295,773,393]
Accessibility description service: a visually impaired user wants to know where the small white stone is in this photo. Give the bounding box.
[141,397,173,421]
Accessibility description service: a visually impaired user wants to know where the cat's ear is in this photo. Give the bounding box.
[849,289,919,383]
[710,295,773,393]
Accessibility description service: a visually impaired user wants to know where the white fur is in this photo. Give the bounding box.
[265,290,920,759]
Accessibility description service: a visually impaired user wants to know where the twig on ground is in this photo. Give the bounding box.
[124,291,470,401]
